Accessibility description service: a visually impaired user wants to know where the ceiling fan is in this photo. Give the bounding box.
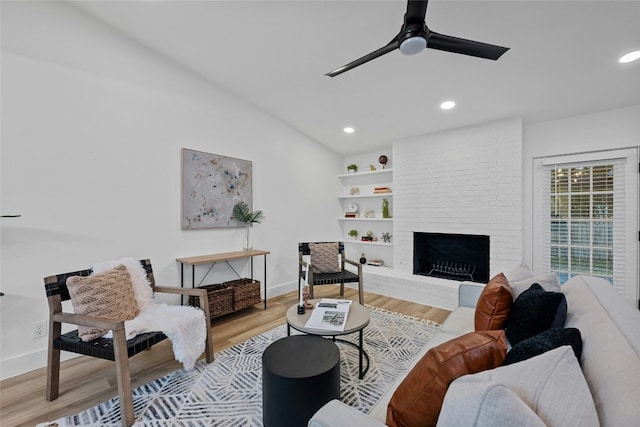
[325,0,509,77]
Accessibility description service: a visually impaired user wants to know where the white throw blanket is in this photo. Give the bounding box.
[91,257,206,370]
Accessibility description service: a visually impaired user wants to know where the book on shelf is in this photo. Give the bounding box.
[344,212,360,218]
[304,298,352,332]
[373,187,392,194]
[367,259,384,266]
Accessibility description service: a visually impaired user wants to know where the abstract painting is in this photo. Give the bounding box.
[182,148,252,229]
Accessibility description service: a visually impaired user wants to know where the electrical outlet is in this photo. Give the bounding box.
[32,320,47,339]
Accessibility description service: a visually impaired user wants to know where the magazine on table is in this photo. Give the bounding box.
[304,298,352,332]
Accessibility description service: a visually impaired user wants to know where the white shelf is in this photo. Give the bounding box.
[344,240,393,247]
[338,168,392,179]
[338,193,393,199]
[362,264,393,274]
[338,217,392,222]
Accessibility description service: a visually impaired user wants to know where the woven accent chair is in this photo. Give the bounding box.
[44,259,214,427]
[298,242,364,305]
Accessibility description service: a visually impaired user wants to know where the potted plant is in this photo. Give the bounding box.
[348,229,359,239]
[232,202,265,251]
[346,163,358,173]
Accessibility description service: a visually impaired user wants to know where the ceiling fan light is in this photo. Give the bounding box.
[619,50,640,63]
[399,36,427,56]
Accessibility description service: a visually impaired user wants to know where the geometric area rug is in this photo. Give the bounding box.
[42,307,441,426]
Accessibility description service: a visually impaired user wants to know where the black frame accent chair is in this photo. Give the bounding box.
[44,259,214,426]
[298,242,364,305]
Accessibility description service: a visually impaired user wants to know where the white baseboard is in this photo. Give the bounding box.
[1,348,78,381]
[265,280,297,299]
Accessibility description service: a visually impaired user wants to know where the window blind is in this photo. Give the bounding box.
[541,157,627,295]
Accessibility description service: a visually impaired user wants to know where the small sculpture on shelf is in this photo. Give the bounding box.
[350,186,360,195]
[369,165,377,171]
[362,230,377,241]
[364,209,375,218]
[379,155,388,169]
[382,232,392,243]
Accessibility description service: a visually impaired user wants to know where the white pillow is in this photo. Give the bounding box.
[511,272,561,300]
[309,399,386,427]
[505,262,535,283]
[437,383,546,427]
[91,257,154,311]
[438,346,599,427]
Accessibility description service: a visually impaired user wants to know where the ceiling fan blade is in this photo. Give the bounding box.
[427,31,509,60]
[325,41,400,77]
[405,0,428,25]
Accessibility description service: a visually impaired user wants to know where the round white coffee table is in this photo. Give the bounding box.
[286,300,370,378]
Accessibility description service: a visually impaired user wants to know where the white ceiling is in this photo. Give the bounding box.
[72,0,640,155]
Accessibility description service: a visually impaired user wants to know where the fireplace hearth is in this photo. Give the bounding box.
[414,232,490,283]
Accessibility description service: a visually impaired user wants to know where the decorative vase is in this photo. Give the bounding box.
[359,253,367,264]
[242,225,253,251]
[382,198,391,218]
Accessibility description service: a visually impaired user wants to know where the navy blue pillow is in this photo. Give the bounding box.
[505,283,567,346]
[504,327,582,365]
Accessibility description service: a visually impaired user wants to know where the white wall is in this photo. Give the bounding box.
[0,1,341,379]
[522,106,640,268]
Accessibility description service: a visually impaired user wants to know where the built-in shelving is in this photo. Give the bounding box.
[338,167,393,266]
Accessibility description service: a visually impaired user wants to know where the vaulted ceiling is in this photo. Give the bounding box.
[73,1,640,155]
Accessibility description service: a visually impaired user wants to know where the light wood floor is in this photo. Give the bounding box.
[0,287,450,427]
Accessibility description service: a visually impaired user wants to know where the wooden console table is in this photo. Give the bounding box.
[177,250,270,309]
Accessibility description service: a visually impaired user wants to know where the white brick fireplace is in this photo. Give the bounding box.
[363,118,524,310]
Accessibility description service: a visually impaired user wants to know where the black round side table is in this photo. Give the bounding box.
[262,335,340,427]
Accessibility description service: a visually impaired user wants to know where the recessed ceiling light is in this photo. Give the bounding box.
[343,127,355,133]
[440,101,456,110]
[619,50,640,63]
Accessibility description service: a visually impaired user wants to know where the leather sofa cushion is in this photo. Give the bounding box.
[386,330,507,427]
[474,273,513,331]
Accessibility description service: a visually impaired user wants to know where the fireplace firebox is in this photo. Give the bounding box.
[413,232,490,283]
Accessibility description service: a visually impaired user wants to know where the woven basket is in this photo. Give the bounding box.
[190,283,234,319]
[225,278,261,311]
